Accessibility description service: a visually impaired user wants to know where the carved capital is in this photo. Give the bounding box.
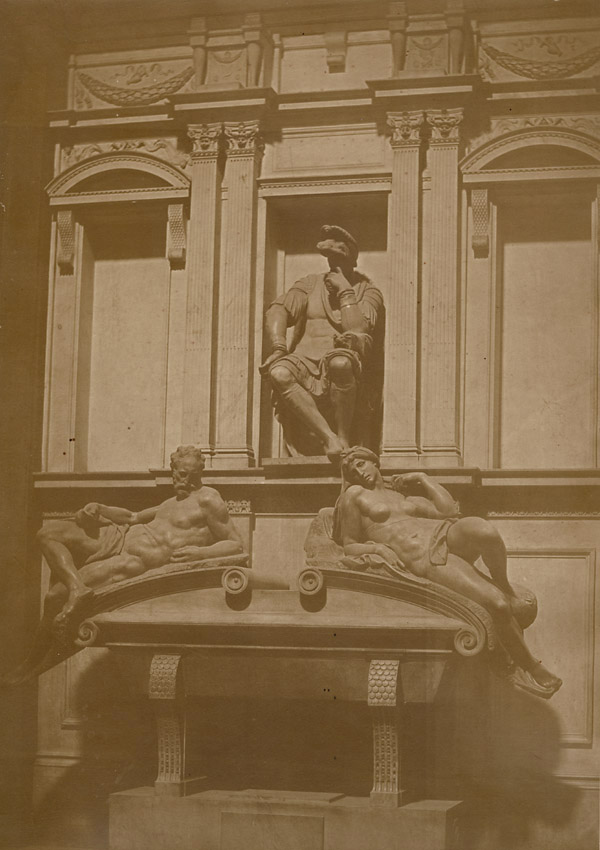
[426,107,464,144]
[56,209,75,275]
[187,123,222,160]
[223,120,264,158]
[471,188,489,258]
[387,111,425,148]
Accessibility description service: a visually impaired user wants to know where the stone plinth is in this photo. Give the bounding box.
[110,788,463,850]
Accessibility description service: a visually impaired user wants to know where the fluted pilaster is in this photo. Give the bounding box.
[213,120,264,467]
[421,108,463,463]
[181,124,222,450]
[382,110,424,464]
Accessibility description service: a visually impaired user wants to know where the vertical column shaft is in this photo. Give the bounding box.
[214,120,263,467]
[181,124,222,450]
[421,108,463,463]
[382,111,424,464]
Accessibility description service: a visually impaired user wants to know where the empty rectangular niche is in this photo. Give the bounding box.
[76,210,170,471]
[260,192,388,458]
[496,190,594,469]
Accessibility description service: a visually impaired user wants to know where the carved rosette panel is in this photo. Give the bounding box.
[471,188,489,258]
[368,660,401,801]
[187,123,222,161]
[149,653,182,700]
[149,654,184,787]
[167,203,187,269]
[427,107,464,146]
[74,62,194,109]
[387,110,424,148]
[223,121,264,160]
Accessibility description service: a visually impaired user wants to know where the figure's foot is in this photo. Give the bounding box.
[531,661,562,693]
[509,665,562,700]
[323,435,344,463]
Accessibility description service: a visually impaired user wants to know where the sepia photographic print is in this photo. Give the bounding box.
[0,0,598,848]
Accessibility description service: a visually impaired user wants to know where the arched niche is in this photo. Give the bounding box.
[459,127,600,471]
[47,152,190,204]
[43,152,191,474]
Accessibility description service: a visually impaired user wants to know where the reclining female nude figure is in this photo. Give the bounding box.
[334,447,562,699]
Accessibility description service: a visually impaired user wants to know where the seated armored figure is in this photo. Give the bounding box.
[3,446,246,685]
[334,447,562,698]
[259,225,384,461]
[38,445,245,623]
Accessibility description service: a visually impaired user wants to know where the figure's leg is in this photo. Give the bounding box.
[1,584,67,685]
[36,521,100,617]
[269,364,344,460]
[327,354,357,450]
[428,555,561,693]
[447,517,513,596]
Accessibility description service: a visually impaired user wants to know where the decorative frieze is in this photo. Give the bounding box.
[60,138,190,172]
[75,63,194,109]
[56,209,75,275]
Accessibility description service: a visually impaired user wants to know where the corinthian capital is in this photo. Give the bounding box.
[223,120,264,157]
[387,110,424,148]
[426,108,464,144]
[187,123,222,159]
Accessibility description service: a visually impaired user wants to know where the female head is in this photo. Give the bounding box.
[341,446,381,490]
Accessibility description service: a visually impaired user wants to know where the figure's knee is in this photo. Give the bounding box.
[488,592,511,622]
[36,520,74,548]
[43,584,66,616]
[327,354,354,386]
[269,364,295,392]
[459,516,502,546]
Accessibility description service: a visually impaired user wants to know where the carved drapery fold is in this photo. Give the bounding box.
[56,209,75,275]
[471,188,489,258]
[382,111,425,462]
[368,660,404,806]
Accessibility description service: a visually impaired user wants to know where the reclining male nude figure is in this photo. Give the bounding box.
[3,446,245,684]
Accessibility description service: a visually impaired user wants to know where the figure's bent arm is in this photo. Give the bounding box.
[76,503,160,527]
[264,302,290,352]
[417,476,460,517]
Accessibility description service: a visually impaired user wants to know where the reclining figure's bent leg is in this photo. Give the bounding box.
[427,554,561,696]
[447,517,513,596]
